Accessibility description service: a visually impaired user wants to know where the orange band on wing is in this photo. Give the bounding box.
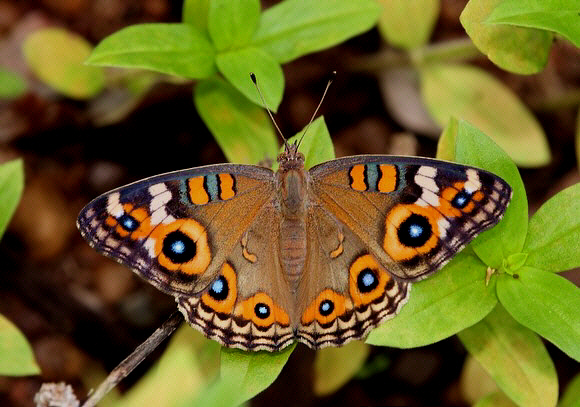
[188,176,209,205]
[378,165,397,193]
[218,173,235,200]
[349,165,367,191]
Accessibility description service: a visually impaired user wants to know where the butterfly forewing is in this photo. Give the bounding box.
[77,164,277,296]
[309,155,512,282]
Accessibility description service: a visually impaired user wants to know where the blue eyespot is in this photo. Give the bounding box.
[409,224,423,238]
[209,276,228,301]
[319,299,334,316]
[254,303,270,319]
[398,214,432,247]
[118,213,138,231]
[357,268,379,293]
[162,231,196,263]
[452,190,471,209]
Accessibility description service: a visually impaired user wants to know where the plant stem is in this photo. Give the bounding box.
[349,37,482,73]
[81,312,184,407]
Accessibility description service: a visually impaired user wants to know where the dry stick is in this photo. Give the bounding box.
[82,311,184,407]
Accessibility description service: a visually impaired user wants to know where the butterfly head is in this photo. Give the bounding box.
[277,141,305,171]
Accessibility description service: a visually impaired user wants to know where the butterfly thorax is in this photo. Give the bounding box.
[276,146,309,290]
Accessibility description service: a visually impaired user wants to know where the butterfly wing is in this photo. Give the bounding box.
[296,204,410,349]
[77,164,277,296]
[308,155,512,281]
[177,202,296,351]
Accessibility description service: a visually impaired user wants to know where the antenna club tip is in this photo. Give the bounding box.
[250,72,257,84]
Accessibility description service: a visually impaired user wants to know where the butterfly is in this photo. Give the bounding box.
[77,138,511,352]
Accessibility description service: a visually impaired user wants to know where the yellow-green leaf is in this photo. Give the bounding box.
[0,314,40,376]
[23,28,105,99]
[0,159,24,240]
[460,0,553,74]
[458,305,558,407]
[313,341,370,396]
[421,64,551,167]
[377,0,440,49]
[194,78,278,164]
[115,326,220,407]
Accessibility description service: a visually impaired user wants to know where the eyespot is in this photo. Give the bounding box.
[235,292,289,327]
[301,289,349,325]
[349,254,390,307]
[106,203,152,239]
[151,218,211,275]
[384,204,441,262]
[202,263,237,314]
[254,303,271,319]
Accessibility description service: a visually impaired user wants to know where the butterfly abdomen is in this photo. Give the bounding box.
[280,217,307,289]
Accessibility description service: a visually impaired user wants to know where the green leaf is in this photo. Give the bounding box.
[497,267,580,361]
[215,47,284,111]
[460,356,501,405]
[0,314,40,376]
[284,116,335,170]
[367,252,497,348]
[377,0,440,49]
[454,120,528,268]
[182,0,210,32]
[0,159,24,240]
[0,69,27,99]
[560,372,580,407]
[23,28,105,99]
[460,0,553,74]
[252,0,380,63]
[116,326,220,407]
[194,78,278,164]
[458,305,558,407]
[217,344,296,405]
[474,391,519,407]
[208,0,260,51]
[436,116,458,161]
[421,64,551,167]
[313,341,370,396]
[87,24,216,79]
[487,0,580,47]
[523,183,580,271]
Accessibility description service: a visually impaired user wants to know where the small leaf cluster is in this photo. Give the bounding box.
[0,160,40,377]
[86,0,380,164]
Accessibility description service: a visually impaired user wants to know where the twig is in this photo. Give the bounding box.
[81,311,184,407]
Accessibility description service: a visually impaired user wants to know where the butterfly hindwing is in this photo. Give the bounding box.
[296,205,410,349]
[77,164,277,296]
[309,155,512,281]
[177,202,296,352]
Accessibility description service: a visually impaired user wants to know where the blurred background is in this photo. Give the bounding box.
[0,0,579,406]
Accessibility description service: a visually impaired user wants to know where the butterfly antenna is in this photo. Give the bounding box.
[250,72,289,150]
[297,70,336,149]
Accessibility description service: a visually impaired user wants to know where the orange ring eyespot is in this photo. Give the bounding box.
[202,263,237,314]
[301,289,350,325]
[151,218,211,275]
[349,254,389,307]
[235,292,290,327]
[384,204,440,261]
